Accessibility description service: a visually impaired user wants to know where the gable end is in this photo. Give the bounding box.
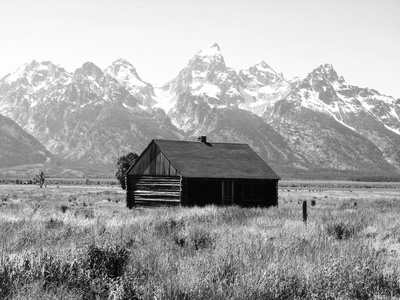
[127,140,180,176]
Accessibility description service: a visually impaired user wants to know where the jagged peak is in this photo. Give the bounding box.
[20,60,41,72]
[240,61,286,83]
[80,61,101,70]
[77,62,104,76]
[259,61,271,69]
[23,59,57,69]
[181,43,226,72]
[24,59,38,67]
[104,58,149,86]
[109,58,135,68]
[198,43,221,56]
[194,43,224,62]
[308,63,345,84]
[106,58,138,76]
[2,60,66,85]
[73,62,104,81]
[254,61,279,74]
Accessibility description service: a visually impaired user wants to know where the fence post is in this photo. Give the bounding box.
[302,200,307,224]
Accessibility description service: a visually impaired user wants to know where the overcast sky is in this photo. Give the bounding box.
[1,0,399,98]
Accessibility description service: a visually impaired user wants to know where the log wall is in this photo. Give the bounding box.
[131,175,181,206]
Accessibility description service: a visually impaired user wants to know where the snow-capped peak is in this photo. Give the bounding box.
[105,59,148,88]
[308,63,345,84]
[111,58,134,67]
[257,61,273,71]
[2,60,70,87]
[3,60,42,84]
[107,58,141,77]
[105,58,144,83]
[192,43,225,67]
[104,58,155,107]
[253,61,283,77]
[73,62,104,83]
[198,43,221,56]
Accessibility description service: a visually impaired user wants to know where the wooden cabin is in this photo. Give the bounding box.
[125,137,280,208]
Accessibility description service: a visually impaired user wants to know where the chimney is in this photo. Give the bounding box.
[198,136,207,143]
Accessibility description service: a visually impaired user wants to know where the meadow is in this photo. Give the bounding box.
[1,183,400,299]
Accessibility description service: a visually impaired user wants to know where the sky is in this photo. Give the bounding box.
[0,0,399,98]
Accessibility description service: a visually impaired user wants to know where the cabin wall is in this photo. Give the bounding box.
[181,178,278,207]
[127,175,278,208]
[128,143,178,176]
[233,179,278,207]
[185,179,222,206]
[127,175,181,207]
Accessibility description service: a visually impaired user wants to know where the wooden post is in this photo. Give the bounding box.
[302,201,307,224]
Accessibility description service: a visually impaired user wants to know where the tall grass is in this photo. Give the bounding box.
[1,187,400,299]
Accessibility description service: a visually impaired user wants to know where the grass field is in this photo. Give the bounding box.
[1,183,400,299]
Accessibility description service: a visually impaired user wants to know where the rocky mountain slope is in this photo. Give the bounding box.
[156,44,399,175]
[0,113,51,167]
[261,64,400,173]
[0,60,181,165]
[0,44,399,178]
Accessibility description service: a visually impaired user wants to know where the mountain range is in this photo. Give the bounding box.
[0,43,399,179]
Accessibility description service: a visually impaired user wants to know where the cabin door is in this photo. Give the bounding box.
[222,180,234,205]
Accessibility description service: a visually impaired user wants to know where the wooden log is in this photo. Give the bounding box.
[136,185,179,189]
[135,188,180,191]
[139,177,180,181]
[135,194,180,200]
[135,190,181,194]
[135,200,181,207]
[135,197,181,203]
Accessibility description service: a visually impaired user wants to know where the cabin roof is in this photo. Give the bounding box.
[150,139,280,180]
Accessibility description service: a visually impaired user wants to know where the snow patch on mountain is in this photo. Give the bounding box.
[153,86,177,113]
[192,83,221,99]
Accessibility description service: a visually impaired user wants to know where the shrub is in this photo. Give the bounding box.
[60,204,68,213]
[173,226,214,251]
[0,263,14,299]
[326,220,365,240]
[45,218,64,229]
[86,244,130,279]
[154,217,185,237]
[75,207,95,219]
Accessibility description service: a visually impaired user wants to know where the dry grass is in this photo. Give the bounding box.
[1,184,400,299]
